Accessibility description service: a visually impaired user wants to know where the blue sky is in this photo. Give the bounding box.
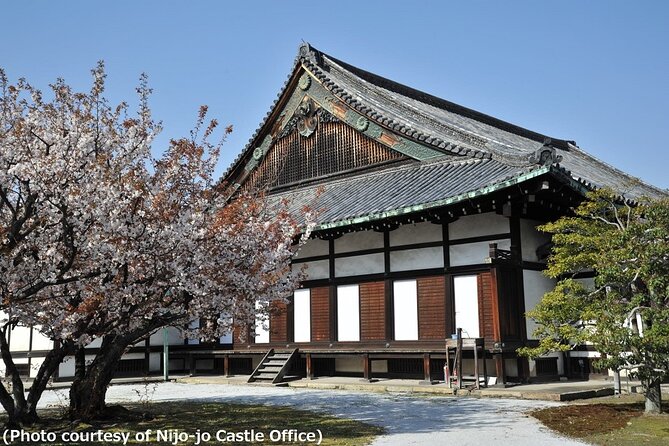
[1,1,667,189]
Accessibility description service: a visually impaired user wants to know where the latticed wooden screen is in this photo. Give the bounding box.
[245,121,405,190]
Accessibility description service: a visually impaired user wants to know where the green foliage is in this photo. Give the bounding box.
[520,189,669,386]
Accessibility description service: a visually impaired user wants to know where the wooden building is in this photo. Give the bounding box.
[4,43,664,383]
[219,43,665,384]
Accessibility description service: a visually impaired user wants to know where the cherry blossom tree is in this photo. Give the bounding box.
[1,65,309,424]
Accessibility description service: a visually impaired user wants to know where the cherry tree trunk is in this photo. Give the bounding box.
[69,335,129,421]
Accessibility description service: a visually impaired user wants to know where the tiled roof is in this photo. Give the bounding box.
[276,157,546,229]
[226,43,666,228]
[296,44,665,199]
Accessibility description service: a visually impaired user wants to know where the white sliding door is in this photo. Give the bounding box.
[454,275,480,338]
[293,289,311,342]
[255,301,270,344]
[393,280,418,340]
[337,285,360,341]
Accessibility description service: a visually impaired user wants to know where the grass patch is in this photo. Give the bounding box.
[2,401,384,445]
[532,401,669,446]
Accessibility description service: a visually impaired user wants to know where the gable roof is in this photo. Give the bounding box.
[224,43,666,228]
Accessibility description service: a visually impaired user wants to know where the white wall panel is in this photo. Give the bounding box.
[520,219,551,262]
[294,289,311,342]
[187,319,200,345]
[30,329,53,351]
[295,237,329,258]
[335,230,383,254]
[389,222,442,246]
[449,239,510,266]
[9,326,30,351]
[297,259,330,280]
[335,253,384,277]
[390,247,443,272]
[255,301,270,344]
[337,285,360,342]
[150,326,183,346]
[523,270,557,340]
[149,353,162,372]
[454,275,479,338]
[449,213,509,240]
[393,280,418,340]
[219,312,233,344]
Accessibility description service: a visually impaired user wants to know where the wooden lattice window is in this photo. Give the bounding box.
[245,117,405,190]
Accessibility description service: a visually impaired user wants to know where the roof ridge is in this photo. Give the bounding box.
[303,43,573,151]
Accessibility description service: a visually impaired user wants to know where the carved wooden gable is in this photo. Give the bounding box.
[244,105,406,191]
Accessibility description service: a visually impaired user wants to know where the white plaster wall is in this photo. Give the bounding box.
[9,326,31,351]
[29,357,45,378]
[150,326,184,346]
[187,319,200,345]
[255,301,270,344]
[449,213,509,240]
[59,355,95,378]
[335,230,383,254]
[294,237,329,258]
[523,270,557,340]
[449,239,510,267]
[298,259,329,280]
[335,356,363,373]
[293,289,311,342]
[86,337,103,348]
[390,247,443,272]
[337,285,360,342]
[149,352,162,372]
[393,280,418,341]
[453,275,479,338]
[220,332,233,344]
[335,253,384,277]
[520,219,551,262]
[504,359,519,378]
[389,222,442,246]
[30,329,53,351]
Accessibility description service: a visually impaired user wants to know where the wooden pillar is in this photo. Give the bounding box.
[518,357,530,383]
[306,353,314,380]
[361,354,372,382]
[420,353,434,385]
[223,354,230,377]
[494,353,506,385]
[482,349,488,387]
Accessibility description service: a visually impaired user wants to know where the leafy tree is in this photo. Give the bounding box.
[520,189,669,414]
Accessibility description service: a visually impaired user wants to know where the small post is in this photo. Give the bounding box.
[420,353,433,385]
[361,354,373,382]
[224,354,230,378]
[474,341,480,390]
[163,327,169,382]
[456,328,463,389]
[306,353,314,380]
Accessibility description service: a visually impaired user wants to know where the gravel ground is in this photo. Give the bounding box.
[38,382,587,445]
